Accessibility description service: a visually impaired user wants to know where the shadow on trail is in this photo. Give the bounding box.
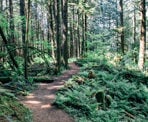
[20,63,79,122]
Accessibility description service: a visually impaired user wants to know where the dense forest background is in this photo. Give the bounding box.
[0,0,147,79]
[0,0,148,121]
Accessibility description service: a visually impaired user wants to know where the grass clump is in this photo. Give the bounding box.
[54,56,148,122]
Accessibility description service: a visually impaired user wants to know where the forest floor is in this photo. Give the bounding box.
[19,63,79,122]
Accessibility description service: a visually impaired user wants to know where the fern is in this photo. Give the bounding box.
[55,56,148,122]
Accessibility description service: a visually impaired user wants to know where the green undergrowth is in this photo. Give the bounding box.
[54,55,148,122]
[0,88,32,122]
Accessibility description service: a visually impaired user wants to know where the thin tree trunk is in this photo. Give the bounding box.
[138,0,146,70]
[0,0,3,62]
[70,19,74,57]
[84,13,88,53]
[82,14,85,56]
[133,7,136,45]
[115,0,119,52]
[0,0,2,11]
[47,3,54,60]
[9,0,15,55]
[56,0,61,72]
[133,6,137,63]
[119,0,124,54]
[77,5,81,57]
[24,0,31,80]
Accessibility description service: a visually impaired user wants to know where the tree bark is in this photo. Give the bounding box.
[119,0,124,54]
[48,2,55,61]
[9,0,15,55]
[62,0,68,68]
[20,0,27,79]
[138,0,146,70]
[0,27,18,69]
[82,14,85,56]
[56,0,61,72]
[24,0,31,80]
[0,0,2,11]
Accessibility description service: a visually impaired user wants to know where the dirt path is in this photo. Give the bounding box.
[20,63,80,122]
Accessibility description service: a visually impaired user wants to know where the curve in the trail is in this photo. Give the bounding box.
[20,63,80,122]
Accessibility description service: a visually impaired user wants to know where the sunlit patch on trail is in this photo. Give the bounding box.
[47,85,64,90]
[41,104,51,108]
[26,94,35,99]
[44,94,55,99]
[25,100,41,104]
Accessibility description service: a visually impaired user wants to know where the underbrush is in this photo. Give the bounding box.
[54,56,148,122]
[0,88,32,122]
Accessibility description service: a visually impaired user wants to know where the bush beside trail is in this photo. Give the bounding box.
[55,56,148,122]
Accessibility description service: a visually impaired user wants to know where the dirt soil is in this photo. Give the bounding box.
[20,63,80,122]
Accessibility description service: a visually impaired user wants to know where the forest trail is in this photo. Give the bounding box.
[20,63,80,122]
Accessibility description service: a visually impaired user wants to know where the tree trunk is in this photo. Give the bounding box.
[82,14,85,56]
[116,0,119,52]
[138,0,146,70]
[133,7,136,45]
[77,5,81,57]
[70,19,74,57]
[0,27,18,69]
[119,0,124,54]
[9,0,16,55]
[84,0,88,53]
[62,0,68,68]
[56,0,61,72]
[0,0,2,11]
[24,0,31,80]
[84,13,88,53]
[20,0,27,79]
[48,3,55,61]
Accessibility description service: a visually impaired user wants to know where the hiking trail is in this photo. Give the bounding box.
[20,63,80,122]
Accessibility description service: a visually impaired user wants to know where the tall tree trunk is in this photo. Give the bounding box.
[48,3,55,61]
[56,0,61,72]
[62,0,68,68]
[0,0,3,62]
[0,0,2,11]
[84,13,88,53]
[84,0,88,53]
[133,6,137,63]
[9,0,15,55]
[119,0,124,54]
[20,0,27,78]
[133,7,136,45]
[70,0,75,57]
[82,14,85,56]
[24,0,31,80]
[116,0,119,52]
[70,19,74,57]
[77,1,81,57]
[138,0,146,70]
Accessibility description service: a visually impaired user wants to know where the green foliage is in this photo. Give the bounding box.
[55,55,148,122]
[0,14,8,29]
[0,92,32,122]
[3,75,35,96]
